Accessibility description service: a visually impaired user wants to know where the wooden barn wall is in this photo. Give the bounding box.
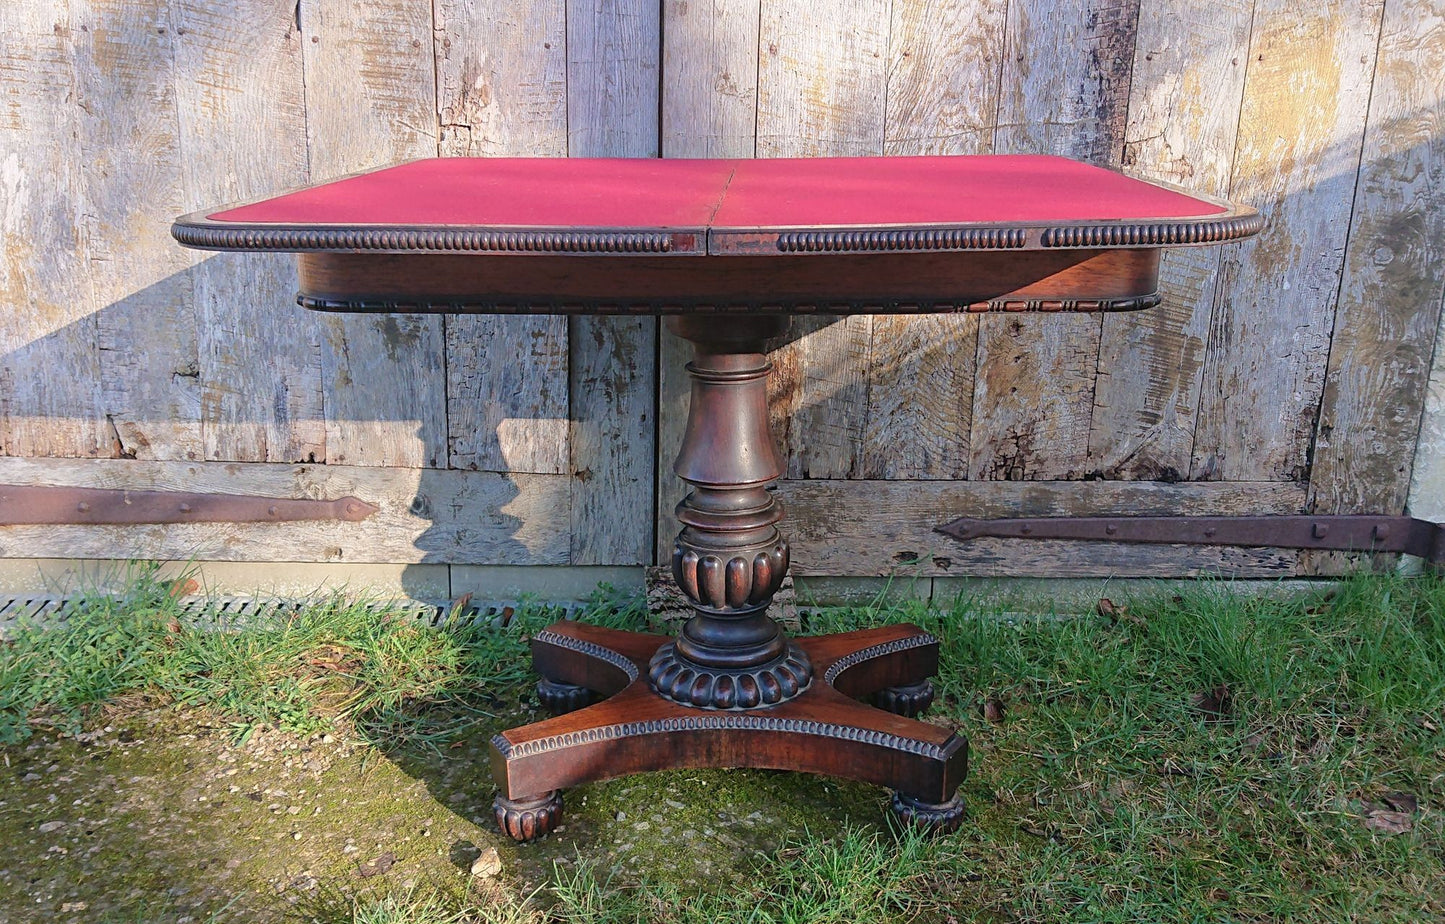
[2,0,1443,584]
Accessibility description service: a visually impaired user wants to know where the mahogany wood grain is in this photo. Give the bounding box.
[491,621,966,809]
[297,248,1161,313]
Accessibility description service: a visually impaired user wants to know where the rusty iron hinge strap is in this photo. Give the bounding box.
[935,514,1445,564]
[0,485,377,526]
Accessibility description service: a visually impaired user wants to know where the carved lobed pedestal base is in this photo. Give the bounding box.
[489,621,968,843]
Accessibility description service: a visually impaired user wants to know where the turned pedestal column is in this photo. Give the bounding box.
[489,315,967,842]
[649,316,812,709]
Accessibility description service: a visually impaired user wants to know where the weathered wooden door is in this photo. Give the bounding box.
[1,0,1441,589]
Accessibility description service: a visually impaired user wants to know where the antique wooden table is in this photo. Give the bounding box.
[174,156,1261,841]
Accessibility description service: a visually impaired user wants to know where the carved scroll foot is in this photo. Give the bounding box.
[874,680,936,718]
[536,679,592,716]
[494,790,563,843]
[890,790,966,834]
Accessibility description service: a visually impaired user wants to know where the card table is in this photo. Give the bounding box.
[174,155,1261,841]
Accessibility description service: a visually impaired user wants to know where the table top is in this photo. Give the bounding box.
[173,156,1261,257]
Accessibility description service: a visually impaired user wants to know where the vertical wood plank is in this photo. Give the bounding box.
[973,0,1140,481]
[656,0,761,562]
[300,0,445,468]
[757,0,889,481]
[1191,0,1385,482]
[865,0,1006,480]
[1309,0,1445,516]
[436,0,571,477]
[174,0,324,463]
[77,0,201,462]
[661,0,760,159]
[567,0,660,565]
[883,0,1006,158]
[0,1,108,459]
[861,314,976,479]
[970,314,1101,481]
[1087,0,1251,480]
[1409,293,1445,524]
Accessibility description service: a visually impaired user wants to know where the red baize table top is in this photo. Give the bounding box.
[172,155,1263,313]
[208,155,1226,230]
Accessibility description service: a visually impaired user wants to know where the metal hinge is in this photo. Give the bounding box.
[0,485,377,526]
[935,514,1445,565]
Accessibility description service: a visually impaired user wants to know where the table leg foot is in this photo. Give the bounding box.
[535,678,592,716]
[873,680,935,718]
[491,621,968,837]
[494,790,563,843]
[890,790,966,834]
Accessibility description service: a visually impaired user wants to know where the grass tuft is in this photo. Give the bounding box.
[0,564,650,747]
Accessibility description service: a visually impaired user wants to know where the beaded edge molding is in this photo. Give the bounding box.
[823,632,939,686]
[171,224,678,254]
[532,628,640,683]
[1040,212,1265,248]
[299,292,1163,315]
[491,712,955,761]
[774,227,1027,253]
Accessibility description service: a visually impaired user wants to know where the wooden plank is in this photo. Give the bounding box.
[1410,295,1445,524]
[864,0,1007,480]
[0,457,571,565]
[173,0,324,464]
[1190,0,1385,482]
[1087,0,1251,479]
[757,0,890,480]
[974,0,1141,480]
[1308,0,1445,515]
[861,315,976,479]
[661,0,760,158]
[448,315,570,474]
[656,0,761,561]
[756,0,889,157]
[0,2,108,459]
[567,0,660,565]
[884,0,1007,157]
[436,0,571,477]
[435,0,568,157]
[299,0,445,469]
[993,0,1140,165]
[567,0,660,159]
[568,316,656,565]
[969,314,1100,480]
[74,0,201,462]
[780,478,1308,578]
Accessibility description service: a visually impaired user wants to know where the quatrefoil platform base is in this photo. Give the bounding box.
[489,621,968,842]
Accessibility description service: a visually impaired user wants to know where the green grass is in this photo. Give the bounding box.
[0,562,649,746]
[2,568,1442,922]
